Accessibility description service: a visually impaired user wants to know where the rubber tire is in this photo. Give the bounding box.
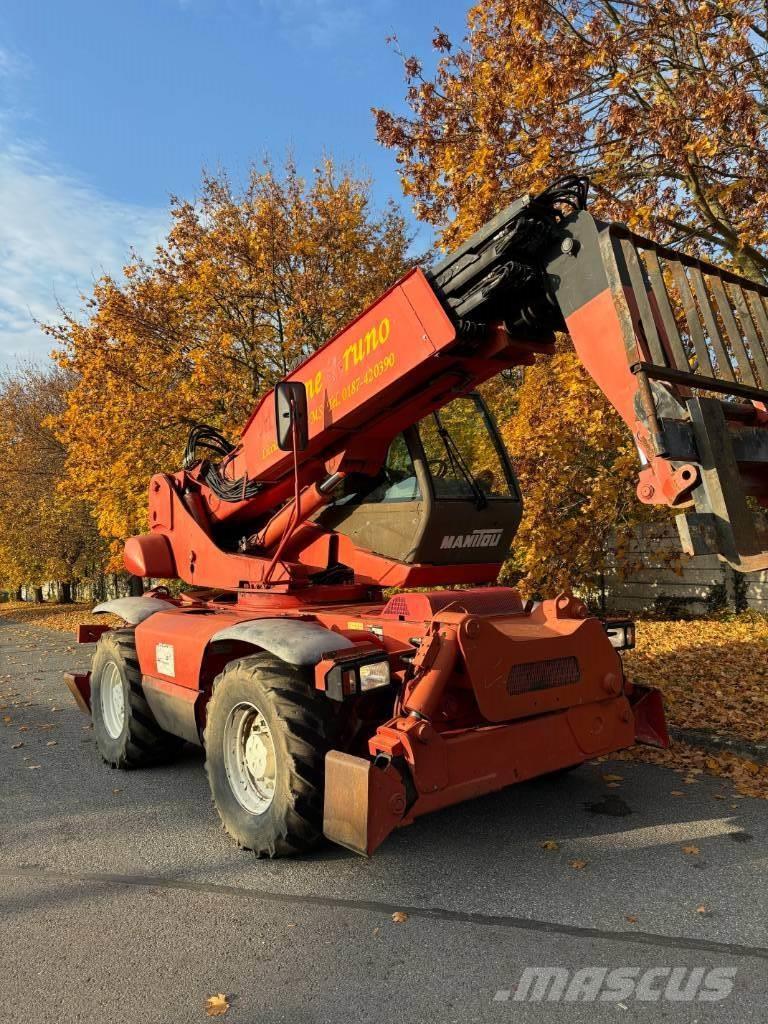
[204,653,332,858]
[91,628,184,769]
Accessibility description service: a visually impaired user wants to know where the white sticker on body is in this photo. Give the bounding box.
[155,642,175,677]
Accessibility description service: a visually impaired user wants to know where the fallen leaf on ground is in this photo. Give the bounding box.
[622,616,768,782]
[568,859,588,870]
[391,911,408,924]
[540,840,559,851]
[696,905,708,914]
[602,774,623,783]
[682,845,700,855]
[0,602,121,635]
[620,740,768,801]
[625,915,638,924]
[11,742,23,749]
[205,994,229,1017]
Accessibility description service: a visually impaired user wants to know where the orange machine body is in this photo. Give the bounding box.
[71,178,768,855]
[121,587,665,855]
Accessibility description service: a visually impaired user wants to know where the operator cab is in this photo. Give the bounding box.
[316,394,523,566]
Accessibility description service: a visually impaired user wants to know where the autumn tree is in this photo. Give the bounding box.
[376,0,768,279]
[375,0,768,593]
[0,363,105,599]
[499,344,657,596]
[46,159,411,555]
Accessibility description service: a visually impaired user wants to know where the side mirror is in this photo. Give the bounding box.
[275,381,309,452]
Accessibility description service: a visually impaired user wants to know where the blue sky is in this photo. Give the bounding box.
[0,0,471,363]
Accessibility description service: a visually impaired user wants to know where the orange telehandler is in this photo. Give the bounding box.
[65,177,768,856]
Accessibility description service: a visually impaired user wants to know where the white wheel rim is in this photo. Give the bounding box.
[100,662,126,739]
[223,702,277,815]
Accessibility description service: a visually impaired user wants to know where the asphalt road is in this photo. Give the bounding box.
[2,616,768,1024]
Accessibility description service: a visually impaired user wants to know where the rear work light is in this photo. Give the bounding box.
[603,619,636,651]
[318,648,392,702]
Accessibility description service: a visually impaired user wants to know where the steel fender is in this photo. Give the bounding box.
[209,618,356,666]
[92,596,176,625]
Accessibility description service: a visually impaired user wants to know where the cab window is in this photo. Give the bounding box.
[326,434,422,507]
[417,396,513,500]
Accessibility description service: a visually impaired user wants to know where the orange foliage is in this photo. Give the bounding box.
[621,615,768,799]
[44,159,410,558]
[500,342,661,596]
[0,364,104,589]
[376,0,768,281]
[625,616,768,745]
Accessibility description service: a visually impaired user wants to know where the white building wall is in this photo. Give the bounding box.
[603,521,768,614]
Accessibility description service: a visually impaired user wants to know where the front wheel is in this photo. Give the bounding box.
[204,653,332,857]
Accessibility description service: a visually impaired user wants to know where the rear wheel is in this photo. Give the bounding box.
[91,629,183,768]
[204,653,332,857]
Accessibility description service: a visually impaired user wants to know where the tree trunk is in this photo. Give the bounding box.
[128,575,144,597]
[32,586,44,604]
[60,581,73,604]
[13,587,22,602]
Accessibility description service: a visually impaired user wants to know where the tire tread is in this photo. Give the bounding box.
[92,628,183,769]
[204,652,332,858]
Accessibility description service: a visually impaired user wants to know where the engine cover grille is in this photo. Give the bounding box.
[506,656,580,695]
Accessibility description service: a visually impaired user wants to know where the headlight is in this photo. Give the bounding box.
[603,620,636,651]
[318,649,393,701]
[359,660,391,691]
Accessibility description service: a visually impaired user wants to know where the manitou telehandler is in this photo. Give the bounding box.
[66,176,768,856]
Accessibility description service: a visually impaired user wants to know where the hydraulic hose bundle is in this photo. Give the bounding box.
[428,175,589,336]
[183,423,263,502]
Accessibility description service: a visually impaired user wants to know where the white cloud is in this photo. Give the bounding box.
[0,139,167,363]
[171,0,363,44]
[254,0,363,46]
[0,45,28,79]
